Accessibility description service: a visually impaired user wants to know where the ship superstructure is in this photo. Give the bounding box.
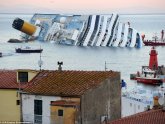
[13,13,143,48]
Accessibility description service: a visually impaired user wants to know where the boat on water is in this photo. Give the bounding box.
[136,67,163,85]
[143,40,165,46]
[122,85,165,117]
[8,39,23,43]
[15,46,43,53]
[130,46,165,85]
[12,14,143,48]
[0,52,2,57]
[143,30,165,46]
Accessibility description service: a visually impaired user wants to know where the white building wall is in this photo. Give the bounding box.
[22,94,61,124]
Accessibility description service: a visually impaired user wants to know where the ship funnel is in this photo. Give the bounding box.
[12,18,37,36]
[149,47,158,70]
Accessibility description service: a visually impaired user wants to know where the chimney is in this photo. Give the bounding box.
[162,93,165,112]
[57,61,63,71]
[153,96,160,109]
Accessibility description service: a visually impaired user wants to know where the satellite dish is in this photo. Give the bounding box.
[158,97,164,105]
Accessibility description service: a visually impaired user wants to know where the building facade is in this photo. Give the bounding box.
[21,70,121,124]
[0,69,39,122]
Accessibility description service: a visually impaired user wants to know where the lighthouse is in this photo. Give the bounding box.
[149,46,158,70]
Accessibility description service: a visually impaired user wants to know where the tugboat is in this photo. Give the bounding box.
[131,47,163,85]
[15,46,43,53]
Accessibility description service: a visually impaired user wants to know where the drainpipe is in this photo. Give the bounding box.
[162,93,165,112]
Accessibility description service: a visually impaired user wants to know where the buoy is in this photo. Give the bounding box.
[12,18,37,36]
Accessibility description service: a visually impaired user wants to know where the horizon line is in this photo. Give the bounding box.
[0,12,165,15]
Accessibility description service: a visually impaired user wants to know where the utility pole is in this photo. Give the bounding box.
[105,61,107,71]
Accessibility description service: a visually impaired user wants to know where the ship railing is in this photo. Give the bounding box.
[122,94,153,105]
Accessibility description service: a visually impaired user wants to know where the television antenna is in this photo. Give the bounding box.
[38,52,43,71]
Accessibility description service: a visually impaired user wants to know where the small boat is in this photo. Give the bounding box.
[130,47,164,85]
[15,46,43,53]
[136,67,163,85]
[0,52,2,57]
[143,40,165,46]
[8,39,23,43]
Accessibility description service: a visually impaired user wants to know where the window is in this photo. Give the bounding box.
[34,100,42,115]
[18,72,28,82]
[138,105,140,110]
[16,100,20,105]
[58,109,63,116]
[130,103,132,107]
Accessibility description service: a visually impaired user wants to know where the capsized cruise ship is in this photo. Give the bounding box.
[12,13,143,48]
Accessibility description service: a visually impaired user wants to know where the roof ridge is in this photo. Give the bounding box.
[108,109,163,124]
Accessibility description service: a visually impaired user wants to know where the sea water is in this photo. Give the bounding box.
[0,13,165,89]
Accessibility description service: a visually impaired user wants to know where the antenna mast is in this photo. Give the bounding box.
[38,52,43,71]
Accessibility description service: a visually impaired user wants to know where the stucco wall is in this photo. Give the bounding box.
[81,74,121,124]
[51,106,77,124]
[0,89,20,121]
[17,70,39,82]
[22,94,61,124]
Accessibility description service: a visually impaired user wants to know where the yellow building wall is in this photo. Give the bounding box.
[51,106,77,124]
[0,89,20,121]
[17,69,39,82]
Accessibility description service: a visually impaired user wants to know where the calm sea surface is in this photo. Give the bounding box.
[0,13,165,90]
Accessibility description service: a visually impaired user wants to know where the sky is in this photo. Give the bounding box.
[0,0,165,14]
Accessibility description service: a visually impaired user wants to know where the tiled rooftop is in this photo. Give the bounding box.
[24,70,119,96]
[0,70,28,89]
[0,70,18,89]
[51,100,79,107]
[108,109,165,124]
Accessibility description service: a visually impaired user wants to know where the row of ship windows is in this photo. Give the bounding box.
[130,103,141,110]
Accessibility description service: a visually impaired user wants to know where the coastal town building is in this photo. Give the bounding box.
[21,70,121,124]
[0,69,38,122]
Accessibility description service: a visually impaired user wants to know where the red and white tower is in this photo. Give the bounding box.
[149,47,158,70]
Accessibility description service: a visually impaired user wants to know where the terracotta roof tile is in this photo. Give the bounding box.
[108,109,165,124]
[0,70,29,89]
[0,70,18,89]
[51,100,79,107]
[24,70,119,96]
